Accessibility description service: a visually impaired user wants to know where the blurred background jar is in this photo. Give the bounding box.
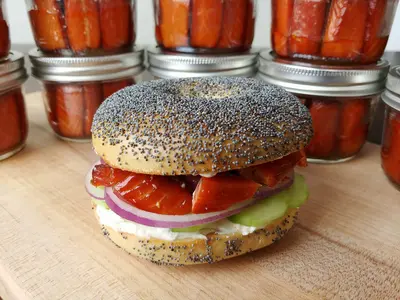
[271,0,399,65]
[0,0,10,60]
[148,46,259,79]
[381,65,400,189]
[29,48,144,142]
[258,51,390,163]
[369,52,400,144]
[0,52,29,161]
[25,0,136,56]
[153,0,256,53]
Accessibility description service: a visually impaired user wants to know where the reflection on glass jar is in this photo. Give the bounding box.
[26,0,136,56]
[29,48,144,141]
[381,65,400,189]
[0,0,10,59]
[299,96,375,162]
[258,51,390,163]
[154,0,256,53]
[42,78,136,141]
[381,105,400,189]
[0,88,28,160]
[147,47,259,80]
[271,0,399,64]
[0,52,28,161]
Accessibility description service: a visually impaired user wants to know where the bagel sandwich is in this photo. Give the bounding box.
[85,77,313,265]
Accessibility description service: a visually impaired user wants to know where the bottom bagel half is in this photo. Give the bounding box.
[92,201,298,265]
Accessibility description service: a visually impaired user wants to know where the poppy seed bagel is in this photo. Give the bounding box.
[91,77,313,175]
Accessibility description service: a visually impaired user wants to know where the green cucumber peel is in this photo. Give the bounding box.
[92,199,109,210]
[228,174,308,227]
[171,225,205,232]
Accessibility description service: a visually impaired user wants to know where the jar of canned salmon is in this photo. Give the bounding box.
[381,65,400,189]
[271,0,399,64]
[0,52,29,161]
[258,51,389,163]
[148,47,259,79]
[0,0,10,60]
[153,0,256,53]
[29,48,144,142]
[25,0,136,56]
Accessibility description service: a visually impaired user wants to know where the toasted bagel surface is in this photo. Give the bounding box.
[92,77,313,175]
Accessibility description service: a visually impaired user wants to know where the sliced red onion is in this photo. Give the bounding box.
[104,176,293,228]
[85,160,105,200]
[253,171,294,199]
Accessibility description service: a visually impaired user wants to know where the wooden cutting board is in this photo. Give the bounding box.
[1,92,400,300]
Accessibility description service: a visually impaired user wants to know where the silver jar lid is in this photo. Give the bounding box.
[147,46,259,78]
[382,65,400,111]
[0,51,28,92]
[29,48,145,83]
[258,51,390,97]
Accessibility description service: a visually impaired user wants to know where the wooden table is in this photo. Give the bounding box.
[1,93,400,300]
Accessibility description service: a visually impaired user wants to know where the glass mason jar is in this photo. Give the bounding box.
[29,48,144,142]
[271,0,399,65]
[153,0,257,53]
[25,0,136,56]
[0,52,29,161]
[258,51,390,163]
[0,0,10,60]
[381,65,400,189]
[147,46,259,79]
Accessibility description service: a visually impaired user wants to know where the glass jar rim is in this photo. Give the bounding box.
[147,46,259,78]
[384,65,400,96]
[0,51,28,92]
[383,66,400,110]
[29,47,145,83]
[258,51,390,97]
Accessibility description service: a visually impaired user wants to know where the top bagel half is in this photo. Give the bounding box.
[91,77,313,175]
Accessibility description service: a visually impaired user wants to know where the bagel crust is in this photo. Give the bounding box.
[92,77,313,175]
[93,202,298,265]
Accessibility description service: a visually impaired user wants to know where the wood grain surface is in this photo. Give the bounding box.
[0,92,400,300]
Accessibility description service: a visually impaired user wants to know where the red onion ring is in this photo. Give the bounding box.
[253,171,294,199]
[103,175,293,228]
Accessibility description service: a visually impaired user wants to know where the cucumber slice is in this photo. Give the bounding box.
[92,199,109,210]
[171,225,205,233]
[228,174,308,227]
[228,195,288,227]
[85,168,105,199]
[286,174,308,208]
